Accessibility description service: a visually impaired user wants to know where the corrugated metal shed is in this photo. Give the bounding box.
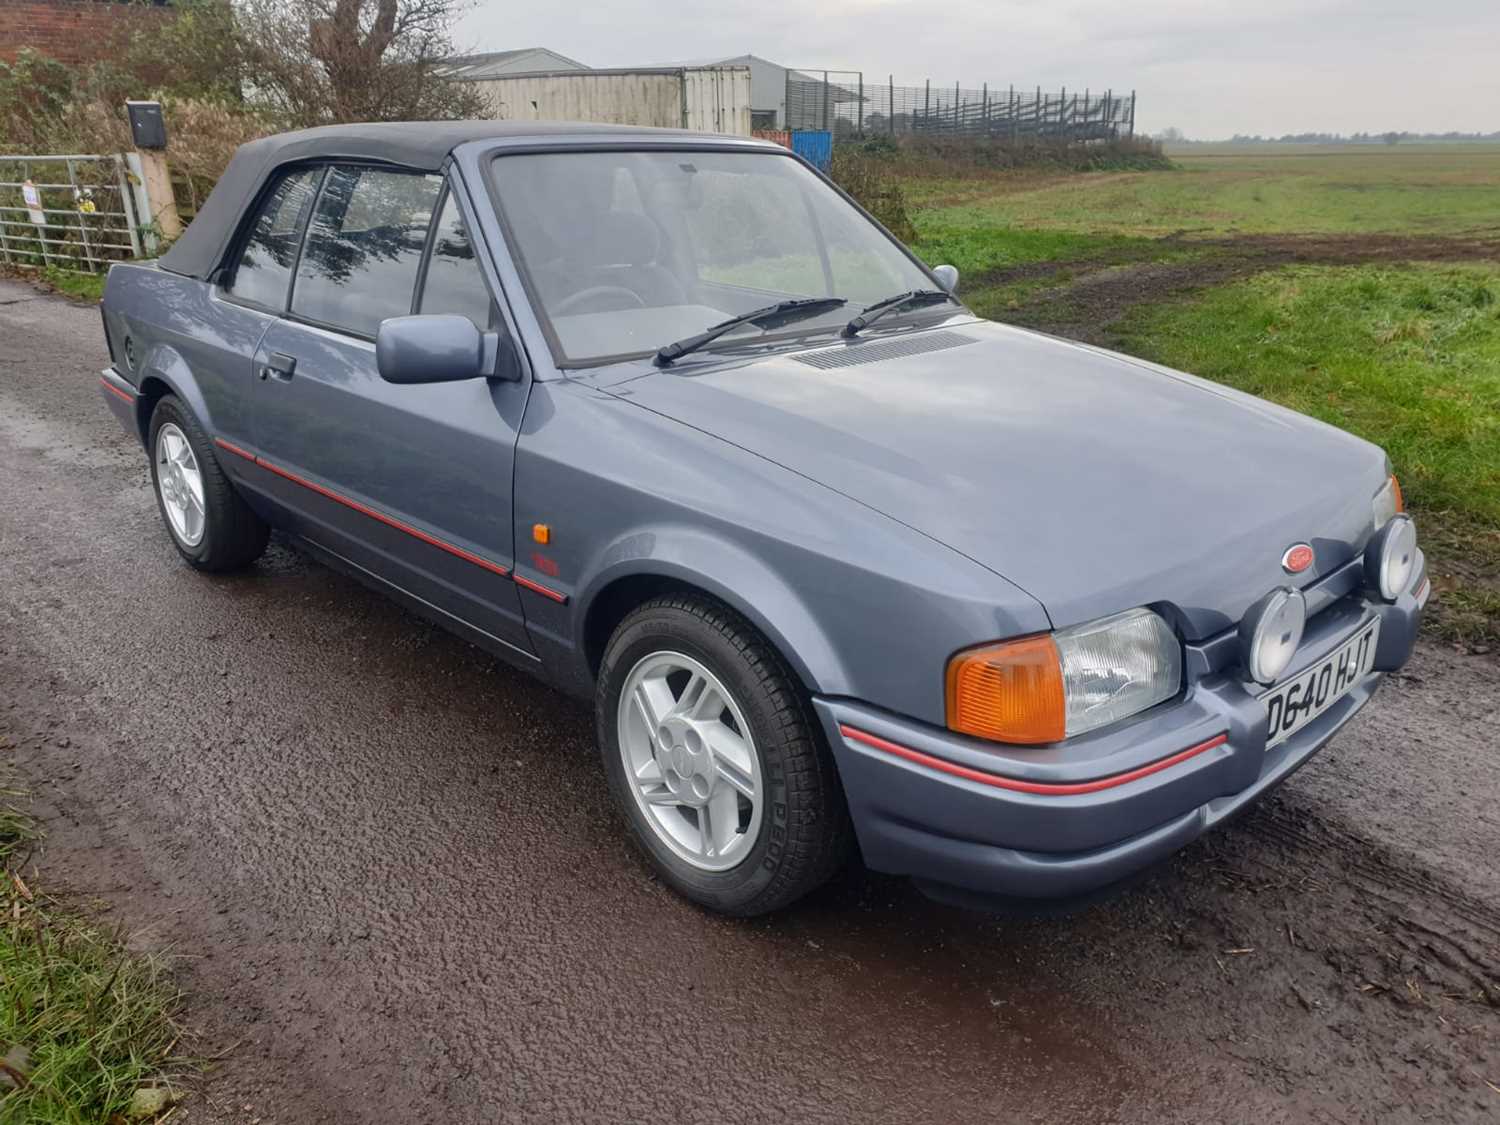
[463,67,752,136]
[641,54,790,127]
[437,47,589,80]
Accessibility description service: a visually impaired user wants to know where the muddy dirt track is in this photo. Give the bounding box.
[982,231,1500,346]
[1,276,1498,1123]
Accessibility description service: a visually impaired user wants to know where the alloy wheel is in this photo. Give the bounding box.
[155,422,206,547]
[617,650,763,872]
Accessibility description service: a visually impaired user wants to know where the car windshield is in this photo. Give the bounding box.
[488,149,944,367]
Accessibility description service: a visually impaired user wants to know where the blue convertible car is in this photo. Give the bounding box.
[98,121,1428,915]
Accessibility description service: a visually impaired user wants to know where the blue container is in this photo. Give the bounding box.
[790,130,833,172]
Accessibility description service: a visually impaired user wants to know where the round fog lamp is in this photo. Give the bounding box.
[1366,515,1416,602]
[1239,587,1306,686]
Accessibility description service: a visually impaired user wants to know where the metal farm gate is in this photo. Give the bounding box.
[0,153,143,273]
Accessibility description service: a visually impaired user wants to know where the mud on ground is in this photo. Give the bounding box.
[978,232,1500,346]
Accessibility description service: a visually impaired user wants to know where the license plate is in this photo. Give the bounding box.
[1260,618,1380,750]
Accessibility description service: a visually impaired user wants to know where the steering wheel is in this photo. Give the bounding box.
[553,286,648,316]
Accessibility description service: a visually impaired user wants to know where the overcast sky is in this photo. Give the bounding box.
[454,0,1499,138]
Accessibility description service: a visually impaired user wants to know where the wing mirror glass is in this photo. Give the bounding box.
[932,264,959,293]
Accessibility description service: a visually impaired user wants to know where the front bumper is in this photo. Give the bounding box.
[814,562,1428,908]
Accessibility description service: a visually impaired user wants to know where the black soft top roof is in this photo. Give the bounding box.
[157,119,726,280]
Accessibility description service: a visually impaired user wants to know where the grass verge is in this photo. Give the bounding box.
[1113,262,1500,644]
[37,268,106,304]
[0,265,106,304]
[910,222,1183,278]
[0,762,186,1123]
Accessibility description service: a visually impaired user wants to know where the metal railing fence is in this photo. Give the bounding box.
[0,153,143,273]
[786,71,1136,144]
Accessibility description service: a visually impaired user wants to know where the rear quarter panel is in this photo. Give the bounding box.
[102,263,273,448]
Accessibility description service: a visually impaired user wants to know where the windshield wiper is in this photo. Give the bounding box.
[655,297,848,366]
[842,289,956,338]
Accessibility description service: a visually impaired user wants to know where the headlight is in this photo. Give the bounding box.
[1365,514,1417,601]
[1372,473,1404,528]
[1238,587,1307,685]
[946,608,1182,745]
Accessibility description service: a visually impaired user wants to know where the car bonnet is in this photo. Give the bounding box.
[605,319,1388,639]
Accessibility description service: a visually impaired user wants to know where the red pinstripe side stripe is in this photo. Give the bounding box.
[514,573,568,604]
[838,725,1229,796]
[214,439,510,578]
[213,437,256,463]
[100,377,135,404]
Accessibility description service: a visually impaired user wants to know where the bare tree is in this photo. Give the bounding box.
[238,0,485,126]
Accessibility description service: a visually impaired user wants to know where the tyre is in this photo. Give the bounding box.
[597,593,853,916]
[148,395,269,572]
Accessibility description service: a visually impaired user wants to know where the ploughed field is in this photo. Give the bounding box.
[907,142,1500,646]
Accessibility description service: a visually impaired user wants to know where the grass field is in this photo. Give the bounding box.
[905,143,1500,643]
[909,143,1500,242]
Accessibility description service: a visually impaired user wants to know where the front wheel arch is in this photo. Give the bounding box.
[578,555,849,701]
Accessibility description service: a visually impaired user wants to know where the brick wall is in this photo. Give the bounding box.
[2,0,171,66]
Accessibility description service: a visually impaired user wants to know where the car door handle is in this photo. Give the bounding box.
[259,353,296,382]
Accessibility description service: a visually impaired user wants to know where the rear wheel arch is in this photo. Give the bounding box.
[134,374,173,445]
[134,345,217,448]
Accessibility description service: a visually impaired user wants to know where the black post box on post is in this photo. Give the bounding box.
[126,101,168,150]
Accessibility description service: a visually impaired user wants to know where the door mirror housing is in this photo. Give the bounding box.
[932,264,959,293]
[376,315,495,384]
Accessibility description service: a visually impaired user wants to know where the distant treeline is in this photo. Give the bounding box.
[1224,131,1500,144]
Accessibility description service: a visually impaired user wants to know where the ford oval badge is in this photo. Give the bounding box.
[1282,543,1315,574]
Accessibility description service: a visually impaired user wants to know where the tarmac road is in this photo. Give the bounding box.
[1,275,1496,1124]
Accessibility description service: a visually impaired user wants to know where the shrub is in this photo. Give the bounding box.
[842,134,900,161]
[1,0,480,167]
[861,134,1174,179]
[830,149,917,242]
[0,50,77,152]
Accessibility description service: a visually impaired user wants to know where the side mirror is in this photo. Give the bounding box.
[932,264,959,293]
[376,315,486,384]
